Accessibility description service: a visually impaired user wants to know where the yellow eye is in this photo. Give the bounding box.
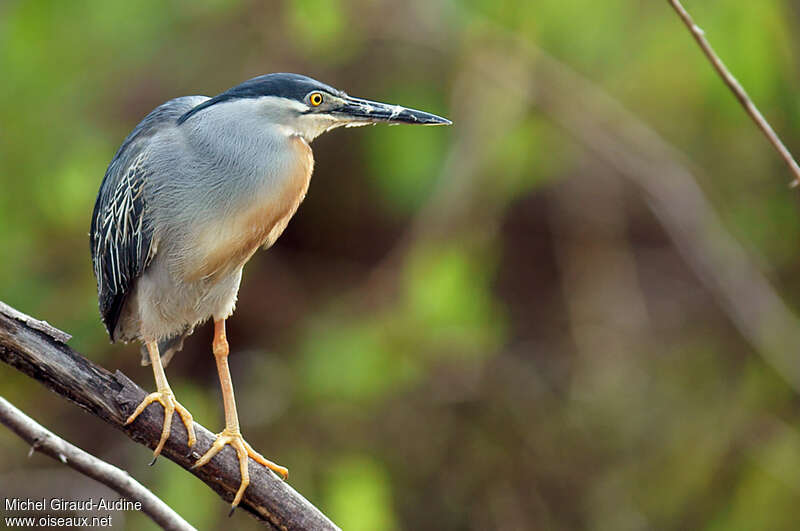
[309,92,323,106]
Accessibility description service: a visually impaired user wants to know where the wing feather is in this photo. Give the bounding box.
[90,96,205,339]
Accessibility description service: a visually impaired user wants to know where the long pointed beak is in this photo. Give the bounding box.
[335,96,452,126]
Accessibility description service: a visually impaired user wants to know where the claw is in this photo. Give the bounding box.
[126,390,196,461]
[192,428,288,509]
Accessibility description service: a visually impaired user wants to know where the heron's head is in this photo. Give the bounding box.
[178,73,451,141]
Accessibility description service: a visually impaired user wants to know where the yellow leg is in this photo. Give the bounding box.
[192,319,288,511]
[126,341,196,464]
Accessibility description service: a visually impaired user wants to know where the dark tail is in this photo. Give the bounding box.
[140,327,194,368]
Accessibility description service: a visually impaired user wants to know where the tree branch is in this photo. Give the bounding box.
[0,395,195,531]
[667,0,800,187]
[0,300,339,531]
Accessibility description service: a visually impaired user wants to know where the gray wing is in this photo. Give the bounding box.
[90,96,205,339]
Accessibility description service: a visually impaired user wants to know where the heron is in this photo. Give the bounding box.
[90,73,451,509]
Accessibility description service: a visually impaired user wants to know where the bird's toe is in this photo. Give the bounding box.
[191,428,287,510]
[125,390,195,463]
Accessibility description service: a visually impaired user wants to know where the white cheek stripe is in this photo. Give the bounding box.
[257,95,310,113]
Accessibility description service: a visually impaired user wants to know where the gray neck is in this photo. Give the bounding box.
[179,98,302,205]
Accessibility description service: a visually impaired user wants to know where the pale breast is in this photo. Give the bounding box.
[187,135,314,281]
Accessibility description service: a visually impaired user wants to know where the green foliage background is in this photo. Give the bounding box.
[3,0,800,529]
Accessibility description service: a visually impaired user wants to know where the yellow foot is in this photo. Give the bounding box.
[192,428,288,510]
[125,390,196,463]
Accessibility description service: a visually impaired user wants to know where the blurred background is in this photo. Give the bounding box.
[3,0,800,529]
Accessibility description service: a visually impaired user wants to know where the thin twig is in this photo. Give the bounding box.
[388,4,800,394]
[527,43,800,393]
[667,0,800,187]
[0,396,195,531]
[0,301,340,531]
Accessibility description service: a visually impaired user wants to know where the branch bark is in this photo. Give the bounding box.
[0,396,195,531]
[667,0,800,187]
[0,300,339,531]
